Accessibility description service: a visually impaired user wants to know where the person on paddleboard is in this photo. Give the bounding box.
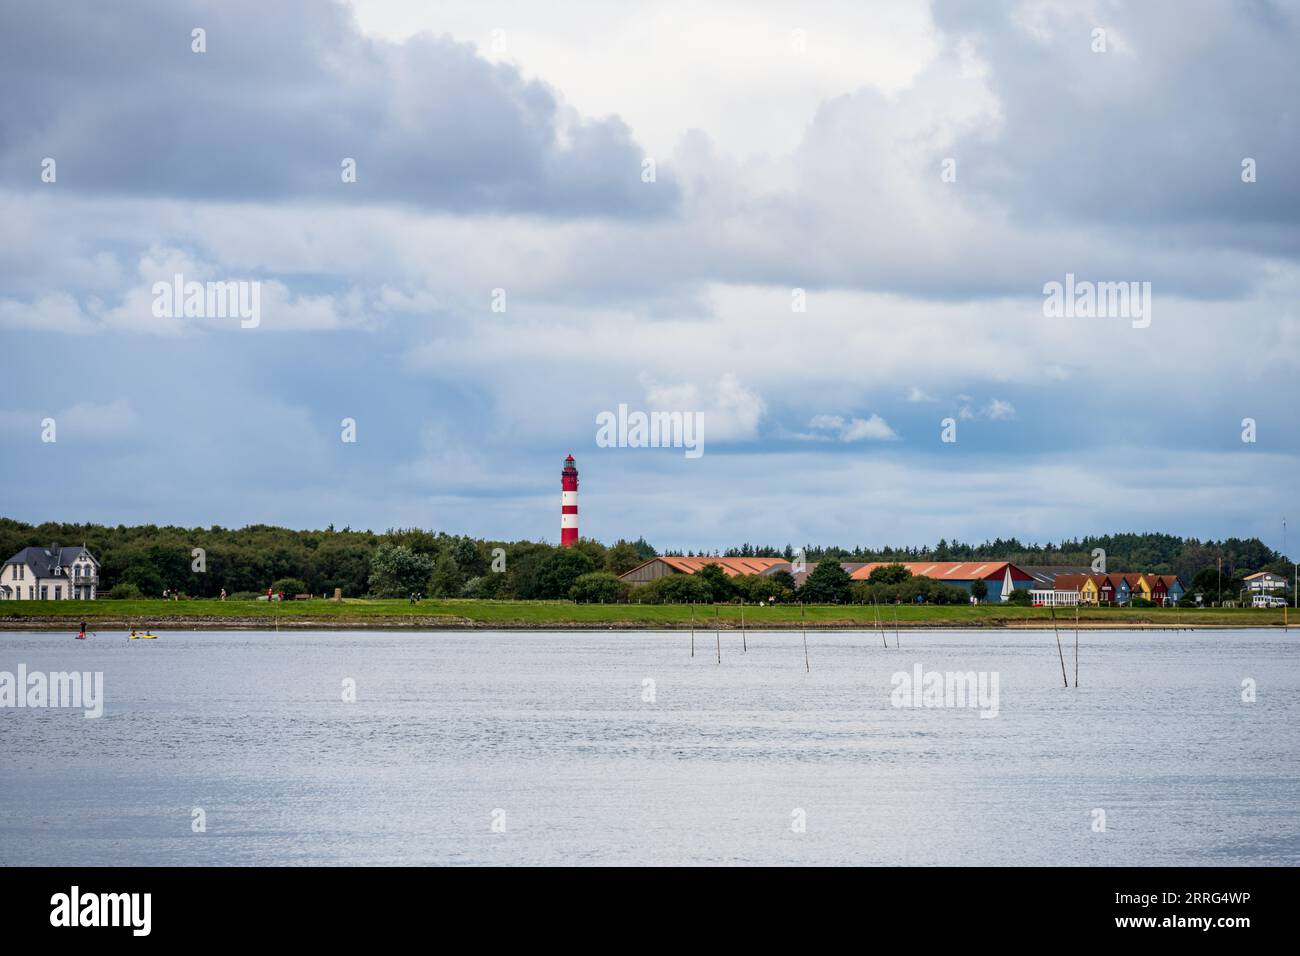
[77,621,86,640]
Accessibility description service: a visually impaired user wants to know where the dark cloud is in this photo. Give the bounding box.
[0,0,676,217]
[934,0,1300,247]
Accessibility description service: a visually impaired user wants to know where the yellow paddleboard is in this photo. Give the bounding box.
[129,634,158,640]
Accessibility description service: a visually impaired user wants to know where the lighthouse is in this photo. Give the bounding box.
[560,454,579,547]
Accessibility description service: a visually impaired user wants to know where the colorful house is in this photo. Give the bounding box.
[1047,573,1113,605]
[1112,573,1150,605]
[1157,575,1185,606]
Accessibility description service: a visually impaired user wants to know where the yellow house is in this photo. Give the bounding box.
[1079,576,1100,605]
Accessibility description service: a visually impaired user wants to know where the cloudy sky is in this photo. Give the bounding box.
[1,0,1296,551]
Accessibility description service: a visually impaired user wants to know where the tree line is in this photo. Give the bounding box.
[0,518,1288,603]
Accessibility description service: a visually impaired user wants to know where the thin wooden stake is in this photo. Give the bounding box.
[875,599,887,648]
[715,603,721,664]
[690,603,695,658]
[893,603,900,649]
[801,602,809,673]
[741,604,747,652]
[1050,605,1069,687]
[1074,603,1079,688]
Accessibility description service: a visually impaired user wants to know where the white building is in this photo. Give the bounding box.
[0,545,100,600]
[1243,571,1288,593]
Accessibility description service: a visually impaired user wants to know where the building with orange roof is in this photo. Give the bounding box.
[618,556,791,585]
[848,561,1032,602]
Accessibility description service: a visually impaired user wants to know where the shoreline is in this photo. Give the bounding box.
[0,617,1288,632]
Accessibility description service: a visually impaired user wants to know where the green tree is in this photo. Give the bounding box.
[767,569,798,595]
[694,563,736,602]
[651,575,712,604]
[367,544,435,598]
[604,539,644,577]
[121,560,165,597]
[800,559,852,603]
[427,553,464,598]
[570,571,628,603]
[867,563,912,585]
[271,577,308,596]
[970,580,988,602]
[531,549,596,600]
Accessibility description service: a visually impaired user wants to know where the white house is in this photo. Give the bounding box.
[0,545,100,600]
[1243,571,1288,593]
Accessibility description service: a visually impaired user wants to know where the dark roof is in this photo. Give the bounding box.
[3,546,97,576]
[1018,566,1095,587]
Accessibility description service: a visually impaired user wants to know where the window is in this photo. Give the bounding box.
[40,586,48,600]
[53,585,61,599]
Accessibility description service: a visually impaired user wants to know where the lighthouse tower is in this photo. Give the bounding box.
[560,454,579,548]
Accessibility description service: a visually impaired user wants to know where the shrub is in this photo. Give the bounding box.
[1005,588,1032,606]
[570,571,629,603]
[733,573,794,604]
[631,575,712,604]
[462,574,508,599]
[106,582,143,600]
[272,577,308,596]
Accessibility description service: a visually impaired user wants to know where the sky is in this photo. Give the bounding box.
[1,0,1297,553]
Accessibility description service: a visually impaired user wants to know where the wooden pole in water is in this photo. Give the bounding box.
[690,603,695,658]
[1074,602,1080,688]
[893,603,901,649]
[715,603,721,664]
[741,604,747,652]
[875,599,887,648]
[1050,605,1069,687]
[801,602,809,673]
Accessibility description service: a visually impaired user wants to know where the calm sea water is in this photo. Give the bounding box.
[1,628,1296,866]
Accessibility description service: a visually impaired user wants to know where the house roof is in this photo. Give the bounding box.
[848,561,1032,582]
[633,556,791,578]
[1244,571,1284,580]
[3,545,96,577]
[1018,566,1095,586]
[1050,574,1113,592]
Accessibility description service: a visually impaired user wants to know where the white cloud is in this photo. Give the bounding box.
[347,0,940,158]
[958,398,1016,422]
[640,373,765,442]
[806,412,898,442]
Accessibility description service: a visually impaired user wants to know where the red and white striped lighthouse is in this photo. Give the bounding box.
[560,454,579,547]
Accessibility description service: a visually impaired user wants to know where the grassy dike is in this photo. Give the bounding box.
[0,598,1291,630]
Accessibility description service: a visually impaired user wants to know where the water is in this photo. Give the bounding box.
[1,628,1296,866]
